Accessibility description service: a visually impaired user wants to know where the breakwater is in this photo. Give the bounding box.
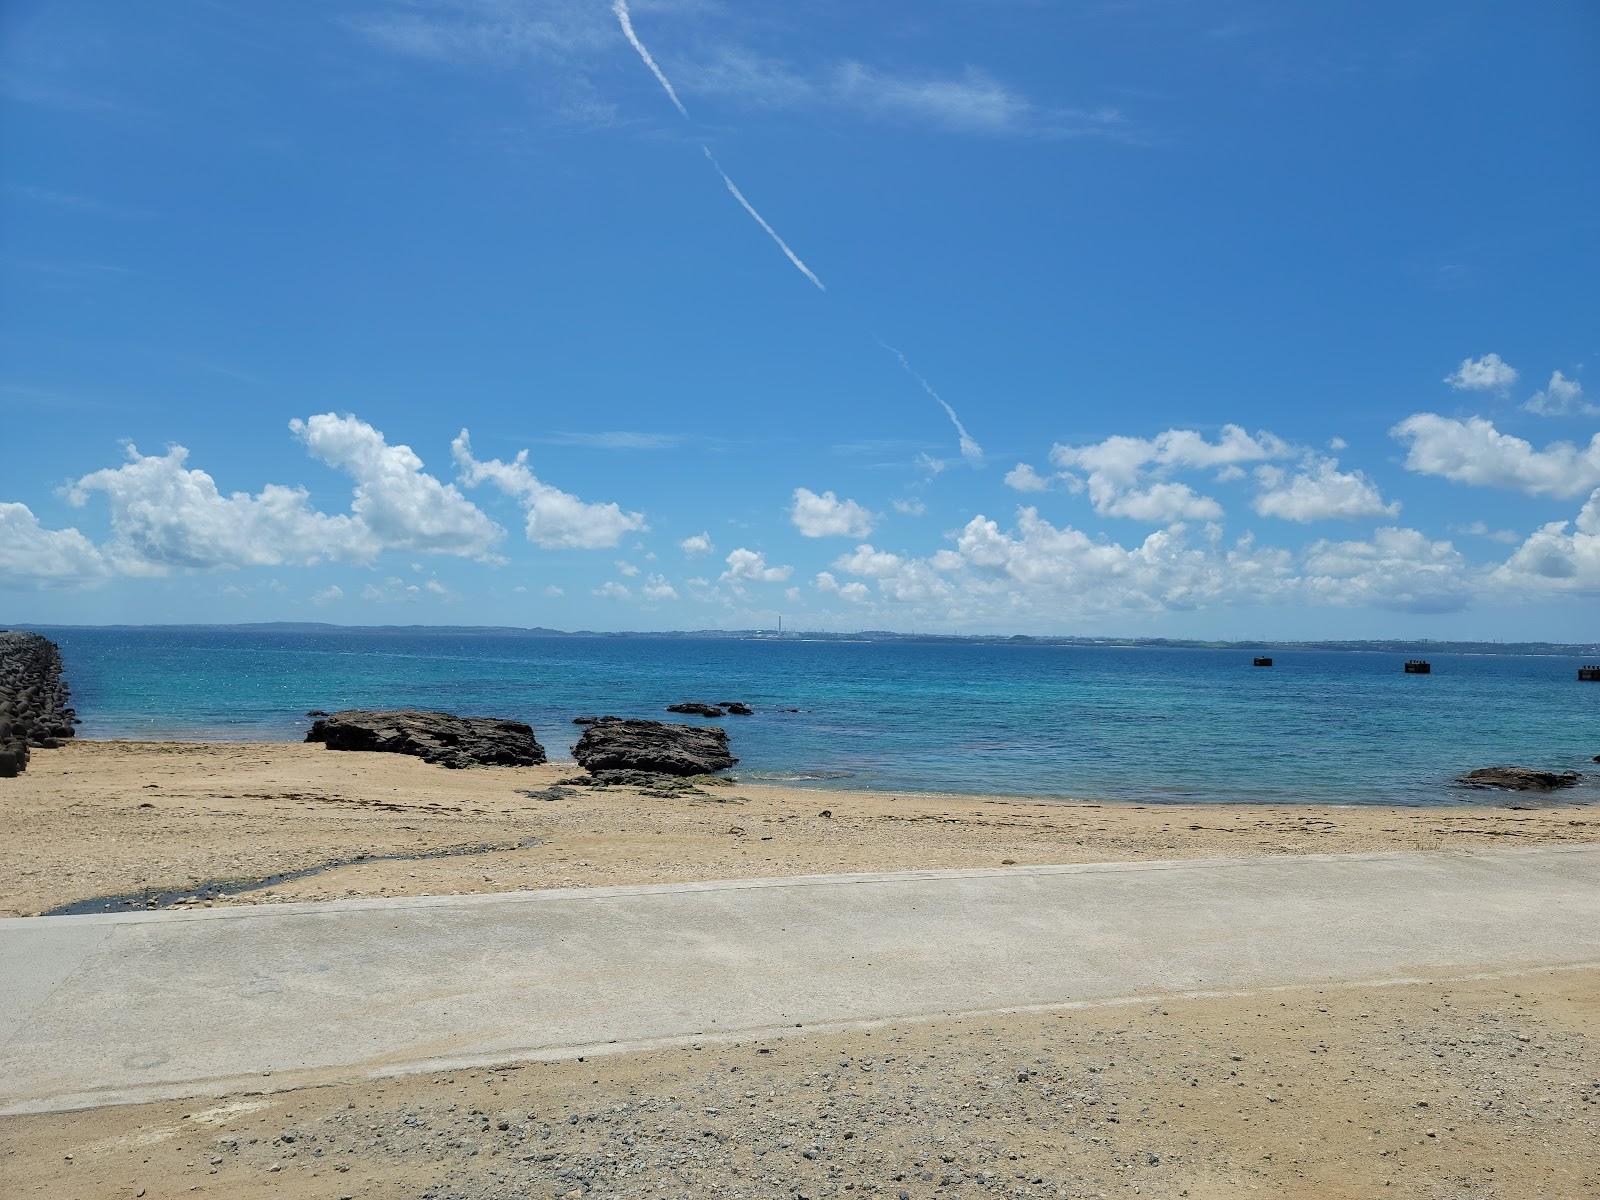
[0,632,76,776]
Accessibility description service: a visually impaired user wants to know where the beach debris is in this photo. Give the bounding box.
[1457,766,1581,792]
[305,709,547,769]
[573,718,737,777]
[0,631,78,777]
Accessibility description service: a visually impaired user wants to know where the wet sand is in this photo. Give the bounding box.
[3,739,1598,917]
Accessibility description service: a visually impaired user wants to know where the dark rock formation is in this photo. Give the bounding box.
[572,715,616,726]
[1457,766,1581,792]
[719,701,754,716]
[666,702,725,718]
[305,709,546,769]
[0,631,78,778]
[573,718,737,777]
[557,769,709,795]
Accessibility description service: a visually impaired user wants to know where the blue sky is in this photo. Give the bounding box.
[2,0,1597,637]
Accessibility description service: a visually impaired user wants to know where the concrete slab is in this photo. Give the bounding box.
[2,846,1597,1115]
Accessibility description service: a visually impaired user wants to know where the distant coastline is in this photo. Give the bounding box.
[12,621,1600,658]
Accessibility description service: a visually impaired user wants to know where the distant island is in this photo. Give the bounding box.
[15,622,1600,658]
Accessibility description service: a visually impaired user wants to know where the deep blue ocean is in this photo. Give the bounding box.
[35,627,1600,807]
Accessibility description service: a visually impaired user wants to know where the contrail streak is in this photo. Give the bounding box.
[607,2,978,459]
[612,0,688,118]
[880,339,985,464]
[703,147,827,292]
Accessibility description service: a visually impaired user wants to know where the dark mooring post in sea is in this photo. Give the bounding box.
[1404,659,1432,674]
[1253,656,1273,667]
[1579,664,1600,682]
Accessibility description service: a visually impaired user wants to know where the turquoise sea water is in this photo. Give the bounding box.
[35,627,1600,807]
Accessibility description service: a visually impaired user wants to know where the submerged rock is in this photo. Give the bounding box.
[573,718,737,777]
[1457,766,1581,792]
[305,709,546,769]
[666,702,725,718]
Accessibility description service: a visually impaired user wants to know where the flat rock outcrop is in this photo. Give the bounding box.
[573,718,737,777]
[305,709,546,769]
[1457,766,1581,792]
[0,631,78,778]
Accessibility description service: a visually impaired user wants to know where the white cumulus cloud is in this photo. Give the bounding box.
[791,487,876,538]
[1049,425,1291,523]
[1252,458,1399,522]
[721,548,792,584]
[1003,463,1052,493]
[1524,370,1595,417]
[292,414,501,560]
[1391,413,1600,498]
[642,573,679,601]
[680,531,714,556]
[1300,527,1469,614]
[69,442,379,571]
[451,429,646,549]
[1444,353,1518,392]
[0,502,109,588]
[1492,489,1600,591]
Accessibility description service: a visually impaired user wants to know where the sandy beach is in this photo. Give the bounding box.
[4,739,1597,1198]
[5,739,1598,918]
[5,962,1596,1199]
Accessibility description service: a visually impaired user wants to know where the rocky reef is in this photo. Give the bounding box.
[305,710,547,769]
[573,717,737,777]
[665,701,755,718]
[1457,766,1582,792]
[0,631,78,778]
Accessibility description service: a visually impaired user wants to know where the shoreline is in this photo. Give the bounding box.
[5,738,1598,918]
[33,735,1600,811]
[7,737,1599,1198]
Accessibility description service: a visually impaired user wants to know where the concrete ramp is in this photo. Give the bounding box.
[3,846,1598,1114]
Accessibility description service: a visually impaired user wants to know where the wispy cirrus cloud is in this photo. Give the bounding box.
[537,431,686,450]
[2,184,141,217]
[688,49,1131,140]
[346,1,1123,140]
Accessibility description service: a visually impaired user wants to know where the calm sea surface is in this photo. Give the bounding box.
[36,627,1600,807]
